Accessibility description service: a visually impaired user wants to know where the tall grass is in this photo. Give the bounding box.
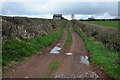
[2,23,66,68]
[73,25,119,79]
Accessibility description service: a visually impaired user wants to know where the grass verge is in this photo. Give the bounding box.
[49,60,60,71]
[64,25,72,46]
[2,23,66,68]
[73,25,119,79]
[86,21,119,28]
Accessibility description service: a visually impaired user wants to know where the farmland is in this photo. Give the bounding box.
[86,21,119,28]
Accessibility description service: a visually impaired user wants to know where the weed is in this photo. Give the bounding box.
[64,28,72,46]
[49,60,60,71]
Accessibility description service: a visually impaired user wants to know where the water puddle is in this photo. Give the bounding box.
[80,56,89,65]
[56,43,64,46]
[66,53,72,56]
[50,47,61,54]
[57,43,62,46]
[25,77,28,78]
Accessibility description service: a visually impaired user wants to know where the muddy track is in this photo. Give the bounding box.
[51,24,100,78]
[3,23,108,78]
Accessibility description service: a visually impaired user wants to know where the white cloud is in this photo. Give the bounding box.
[75,14,93,19]
[1,0,119,2]
[1,1,118,20]
[21,2,57,14]
[75,13,115,19]
[2,14,53,19]
[63,15,71,20]
[1,0,45,2]
[95,13,115,19]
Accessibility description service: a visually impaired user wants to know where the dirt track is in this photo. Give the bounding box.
[3,23,108,78]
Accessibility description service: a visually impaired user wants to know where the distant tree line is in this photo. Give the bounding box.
[79,18,120,21]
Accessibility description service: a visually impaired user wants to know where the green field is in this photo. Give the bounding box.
[86,21,119,28]
[73,25,119,79]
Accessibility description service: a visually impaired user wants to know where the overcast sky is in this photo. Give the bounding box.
[1,0,119,20]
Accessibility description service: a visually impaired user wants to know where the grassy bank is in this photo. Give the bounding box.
[64,24,72,46]
[86,21,119,28]
[73,25,119,79]
[2,23,67,68]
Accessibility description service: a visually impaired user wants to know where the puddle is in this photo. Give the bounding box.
[50,47,61,54]
[80,56,89,65]
[66,53,72,56]
[56,43,63,46]
[57,43,62,46]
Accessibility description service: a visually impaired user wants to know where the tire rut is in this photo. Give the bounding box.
[52,24,100,78]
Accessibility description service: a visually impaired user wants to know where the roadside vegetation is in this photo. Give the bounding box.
[73,24,119,79]
[74,21,119,51]
[49,60,60,71]
[86,21,119,28]
[2,23,67,68]
[64,23,72,46]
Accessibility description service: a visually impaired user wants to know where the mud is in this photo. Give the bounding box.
[3,23,110,79]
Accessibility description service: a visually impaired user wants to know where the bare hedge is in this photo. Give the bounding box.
[2,16,67,39]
